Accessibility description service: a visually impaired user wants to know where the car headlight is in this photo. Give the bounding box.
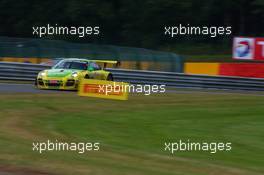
[72,72,78,78]
[40,72,46,77]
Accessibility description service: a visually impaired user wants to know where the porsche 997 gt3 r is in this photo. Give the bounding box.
[35,58,116,90]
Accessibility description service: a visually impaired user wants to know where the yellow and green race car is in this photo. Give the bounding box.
[35,58,116,90]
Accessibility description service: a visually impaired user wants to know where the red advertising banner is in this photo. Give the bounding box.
[219,63,264,78]
[233,37,264,61]
[255,38,264,60]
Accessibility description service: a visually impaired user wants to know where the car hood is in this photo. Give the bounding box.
[46,69,81,78]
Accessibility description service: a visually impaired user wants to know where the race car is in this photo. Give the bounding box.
[35,58,116,90]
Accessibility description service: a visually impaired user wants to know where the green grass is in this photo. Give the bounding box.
[0,92,264,175]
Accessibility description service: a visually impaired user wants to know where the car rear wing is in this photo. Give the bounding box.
[91,60,120,69]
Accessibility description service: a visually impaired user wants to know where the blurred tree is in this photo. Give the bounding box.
[0,0,263,49]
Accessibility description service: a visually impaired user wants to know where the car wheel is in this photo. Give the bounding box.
[84,74,90,79]
[107,74,113,81]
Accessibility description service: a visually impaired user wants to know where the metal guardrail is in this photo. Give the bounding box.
[0,62,50,81]
[1,61,264,91]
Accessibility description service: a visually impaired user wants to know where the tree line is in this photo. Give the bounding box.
[0,0,263,50]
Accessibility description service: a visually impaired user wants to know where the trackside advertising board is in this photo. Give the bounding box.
[78,79,129,100]
[233,37,264,60]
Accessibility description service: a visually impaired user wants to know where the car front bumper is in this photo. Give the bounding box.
[36,77,79,90]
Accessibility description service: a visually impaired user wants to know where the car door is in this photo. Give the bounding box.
[88,62,104,79]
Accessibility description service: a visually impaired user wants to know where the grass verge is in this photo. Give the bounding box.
[0,92,263,175]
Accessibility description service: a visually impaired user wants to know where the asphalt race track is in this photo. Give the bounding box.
[1,82,264,96]
[0,83,67,93]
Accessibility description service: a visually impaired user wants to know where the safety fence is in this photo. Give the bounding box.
[0,36,184,72]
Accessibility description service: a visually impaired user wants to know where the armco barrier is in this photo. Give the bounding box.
[0,62,50,81]
[1,62,264,91]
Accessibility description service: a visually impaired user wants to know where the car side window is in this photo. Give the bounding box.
[53,61,71,69]
[90,62,101,70]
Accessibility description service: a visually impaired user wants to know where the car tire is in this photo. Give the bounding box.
[84,74,90,79]
[107,74,113,81]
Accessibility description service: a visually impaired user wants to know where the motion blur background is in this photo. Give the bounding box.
[1,0,264,49]
[0,0,264,71]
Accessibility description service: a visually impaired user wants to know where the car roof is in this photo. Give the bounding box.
[60,58,92,62]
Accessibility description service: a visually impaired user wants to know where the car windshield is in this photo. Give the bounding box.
[53,61,88,70]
